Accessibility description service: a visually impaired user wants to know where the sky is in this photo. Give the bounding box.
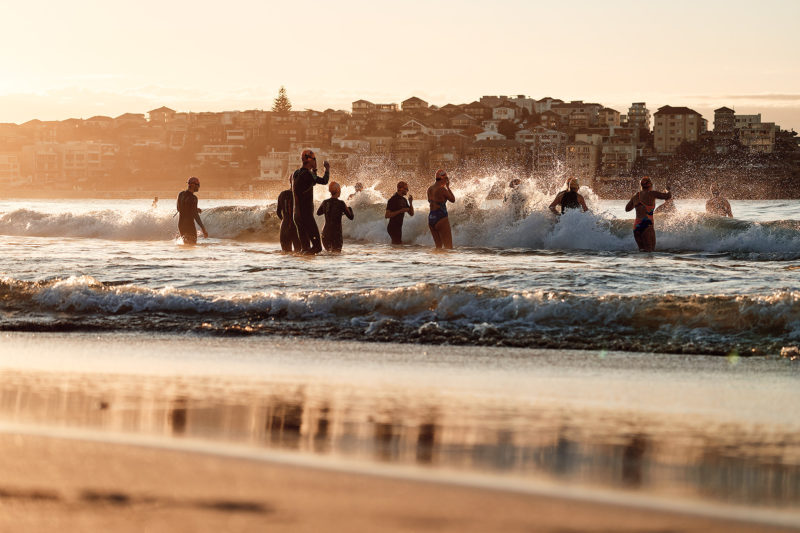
[2,0,799,130]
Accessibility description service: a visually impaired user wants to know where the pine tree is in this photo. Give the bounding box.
[272,86,292,114]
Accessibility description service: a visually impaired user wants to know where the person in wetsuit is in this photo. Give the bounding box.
[427,169,456,249]
[549,178,588,215]
[317,181,354,252]
[625,176,671,252]
[176,176,208,244]
[385,181,414,244]
[276,174,301,252]
[292,149,329,254]
[705,186,733,217]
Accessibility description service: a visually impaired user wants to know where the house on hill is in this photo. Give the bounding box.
[401,96,428,112]
[85,116,114,129]
[352,100,375,115]
[114,113,147,128]
[148,106,176,124]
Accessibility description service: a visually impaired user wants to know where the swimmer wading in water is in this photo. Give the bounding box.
[625,176,671,252]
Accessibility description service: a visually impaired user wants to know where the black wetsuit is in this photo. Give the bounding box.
[176,190,200,244]
[317,198,353,252]
[386,193,410,244]
[276,189,301,252]
[559,190,581,214]
[292,167,329,253]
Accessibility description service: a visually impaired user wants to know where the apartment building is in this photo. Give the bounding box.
[735,114,761,130]
[627,103,650,131]
[258,151,290,182]
[0,153,22,186]
[566,141,600,179]
[601,139,637,175]
[713,107,735,139]
[531,127,568,172]
[739,122,776,153]
[598,108,621,128]
[195,144,244,165]
[653,106,702,153]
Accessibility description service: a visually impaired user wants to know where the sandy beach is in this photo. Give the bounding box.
[1,429,798,533]
[0,332,799,531]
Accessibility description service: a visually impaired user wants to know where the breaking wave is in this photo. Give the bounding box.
[1,276,797,355]
[1,183,799,256]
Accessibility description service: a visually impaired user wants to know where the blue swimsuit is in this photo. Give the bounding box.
[428,199,448,228]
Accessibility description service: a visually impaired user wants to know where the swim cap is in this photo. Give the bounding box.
[435,169,448,181]
[569,178,579,190]
[301,149,316,162]
[397,181,409,190]
[328,181,340,194]
[187,176,200,185]
[640,176,652,188]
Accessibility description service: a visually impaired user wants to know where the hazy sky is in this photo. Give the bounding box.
[2,0,799,130]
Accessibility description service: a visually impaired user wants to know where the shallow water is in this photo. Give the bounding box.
[0,187,798,354]
[0,333,798,514]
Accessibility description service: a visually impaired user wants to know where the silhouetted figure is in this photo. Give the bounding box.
[292,149,329,254]
[625,176,671,252]
[276,175,301,252]
[549,178,588,215]
[152,196,158,209]
[317,181,353,252]
[176,176,208,244]
[385,181,414,244]
[706,186,733,217]
[427,169,455,249]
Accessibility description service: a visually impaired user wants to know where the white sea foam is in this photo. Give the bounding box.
[10,276,797,340]
[1,182,799,254]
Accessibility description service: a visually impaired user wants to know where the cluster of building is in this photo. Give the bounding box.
[0,95,796,195]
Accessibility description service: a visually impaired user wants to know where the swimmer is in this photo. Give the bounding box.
[427,169,455,249]
[384,181,414,244]
[705,186,733,217]
[624,176,671,252]
[276,174,301,252]
[152,196,158,209]
[348,181,364,200]
[549,178,588,214]
[317,181,354,252]
[292,149,330,254]
[176,177,208,244]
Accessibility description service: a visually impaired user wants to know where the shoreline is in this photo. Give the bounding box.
[1,425,798,533]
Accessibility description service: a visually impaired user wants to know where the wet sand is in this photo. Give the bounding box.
[0,332,799,531]
[0,430,797,533]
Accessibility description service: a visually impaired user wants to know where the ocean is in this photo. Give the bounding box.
[0,180,798,355]
[0,180,799,521]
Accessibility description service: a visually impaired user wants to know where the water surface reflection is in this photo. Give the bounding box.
[1,371,798,510]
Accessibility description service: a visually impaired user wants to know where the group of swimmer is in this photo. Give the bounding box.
[175,149,733,253]
[176,149,456,253]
